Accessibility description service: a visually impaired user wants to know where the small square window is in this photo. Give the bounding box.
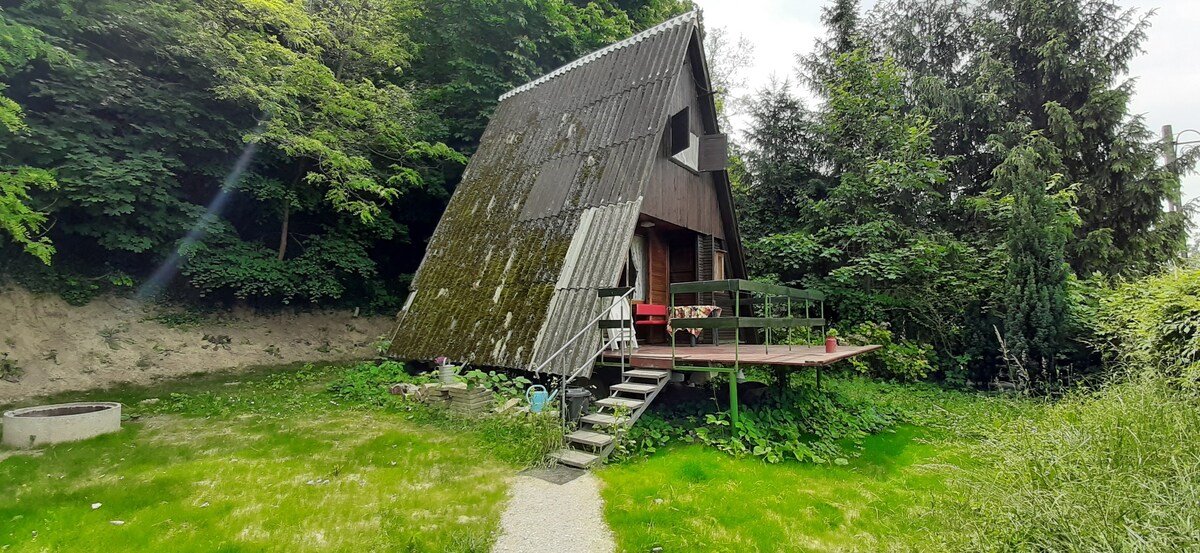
[669,107,690,156]
[668,107,698,171]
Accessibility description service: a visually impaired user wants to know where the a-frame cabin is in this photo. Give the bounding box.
[390,11,745,377]
[390,11,879,467]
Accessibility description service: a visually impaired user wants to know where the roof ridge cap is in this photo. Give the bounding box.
[497,10,699,102]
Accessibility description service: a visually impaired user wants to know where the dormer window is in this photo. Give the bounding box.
[668,107,699,171]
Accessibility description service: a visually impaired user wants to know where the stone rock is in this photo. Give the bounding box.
[496,398,521,413]
[389,383,421,398]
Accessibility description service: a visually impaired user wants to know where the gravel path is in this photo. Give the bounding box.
[492,473,615,553]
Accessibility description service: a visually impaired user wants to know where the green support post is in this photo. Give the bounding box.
[764,293,771,354]
[787,296,793,352]
[731,289,740,427]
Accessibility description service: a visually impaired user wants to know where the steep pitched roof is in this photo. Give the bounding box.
[390,12,720,375]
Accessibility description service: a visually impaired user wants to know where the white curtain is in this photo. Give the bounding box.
[629,234,648,301]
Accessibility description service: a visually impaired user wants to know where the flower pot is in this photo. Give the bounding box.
[825,336,838,353]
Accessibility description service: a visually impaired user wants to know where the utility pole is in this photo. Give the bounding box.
[1163,124,1179,213]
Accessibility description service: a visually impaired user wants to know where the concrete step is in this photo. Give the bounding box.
[611,382,658,394]
[623,369,671,380]
[549,449,600,468]
[581,413,629,427]
[596,397,644,410]
[566,430,615,447]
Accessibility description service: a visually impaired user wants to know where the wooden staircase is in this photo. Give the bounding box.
[548,367,671,468]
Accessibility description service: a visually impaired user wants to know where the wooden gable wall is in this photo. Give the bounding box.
[640,47,725,240]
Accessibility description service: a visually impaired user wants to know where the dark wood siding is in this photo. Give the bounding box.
[641,54,725,239]
[669,232,697,305]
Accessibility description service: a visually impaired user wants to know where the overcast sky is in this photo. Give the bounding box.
[693,0,1200,204]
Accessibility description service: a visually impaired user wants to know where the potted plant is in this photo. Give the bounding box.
[825,329,839,353]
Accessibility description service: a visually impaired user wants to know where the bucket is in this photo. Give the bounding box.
[564,387,593,423]
[438,365,460,385]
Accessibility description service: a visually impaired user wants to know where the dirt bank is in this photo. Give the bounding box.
[0,285,395,404]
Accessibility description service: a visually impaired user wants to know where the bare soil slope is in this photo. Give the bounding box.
[0,285,394,404]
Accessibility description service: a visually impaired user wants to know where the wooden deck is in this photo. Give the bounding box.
[601,344,882,369]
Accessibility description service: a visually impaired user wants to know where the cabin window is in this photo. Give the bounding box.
[713,249,727,281]
[668,107,699,171]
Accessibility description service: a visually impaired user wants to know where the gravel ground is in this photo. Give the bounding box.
[492,473,615,553]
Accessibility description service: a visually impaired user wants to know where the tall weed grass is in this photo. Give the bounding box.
[936,375,1200,552]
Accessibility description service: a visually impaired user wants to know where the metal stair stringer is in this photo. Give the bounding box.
[549,367,671,468]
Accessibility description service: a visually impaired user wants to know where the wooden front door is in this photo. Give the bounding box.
[647,229,669,307]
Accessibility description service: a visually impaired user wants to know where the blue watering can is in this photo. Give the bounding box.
[526,385,559,413]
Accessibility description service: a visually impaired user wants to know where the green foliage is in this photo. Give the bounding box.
[0,16,58,264]
[0,352,24,383]
[696,384,898,464]
[743,0,1182,387]
[998,133,1078,388]
[179,221,382,304]
[327,360,429,405]
[742,45,987,379]
[458,369,532,400]
[869,0,1186,276]
[0,0,679,308]
[0,166,56,264]
[611,411,686,461]
[613,379,901,465]
[843,321,936,380]
[1090,267,1200,383]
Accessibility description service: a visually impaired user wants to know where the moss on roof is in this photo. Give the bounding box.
[390,15,698,372]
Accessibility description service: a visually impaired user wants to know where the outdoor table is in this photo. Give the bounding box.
[668,305,722,346]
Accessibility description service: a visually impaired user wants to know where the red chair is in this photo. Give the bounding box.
[633,304,669,327]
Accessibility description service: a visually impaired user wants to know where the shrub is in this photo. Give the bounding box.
[843,321,936,380]
[327,360,429,405]
[695,383,898,463]
[1090,267,1200,383]
[612,379,901,464]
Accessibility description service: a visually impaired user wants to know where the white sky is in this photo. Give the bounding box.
[694,0,1200,204]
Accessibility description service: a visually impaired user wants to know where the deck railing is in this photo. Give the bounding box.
[668,279,827,424]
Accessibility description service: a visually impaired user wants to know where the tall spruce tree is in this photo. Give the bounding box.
[997,133,1076,388]
[869,0,1185,276]
[736,80,817,246]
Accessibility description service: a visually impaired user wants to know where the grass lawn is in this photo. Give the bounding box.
[598,378,1032,553]
[0,364,522,553]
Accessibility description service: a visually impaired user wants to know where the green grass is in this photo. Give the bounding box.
[597,377,1036,553]
[0,363,522,552]
[599,426,957,552]
[600,374,1200,552]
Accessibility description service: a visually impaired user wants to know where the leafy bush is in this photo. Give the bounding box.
[179,226,381,305]
[610,412,691,463]
[327,360,429,405]
[935,375,1200,552]
[612,380,901,464]
[842,321,936,380]
[1090,267,1200,382]
[695,384,898,463]
[458,369,531,400]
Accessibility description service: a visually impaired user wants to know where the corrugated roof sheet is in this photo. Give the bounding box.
[390,12,702,375]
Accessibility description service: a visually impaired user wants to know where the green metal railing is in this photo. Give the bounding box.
[668,279,826,426]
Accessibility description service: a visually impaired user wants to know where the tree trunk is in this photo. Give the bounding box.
[277,202,290,261]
